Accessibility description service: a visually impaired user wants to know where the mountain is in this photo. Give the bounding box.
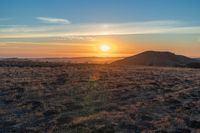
[195,58,200,61]
[31,57,122,64]
[111,51,198,67]
[0,57,122,64]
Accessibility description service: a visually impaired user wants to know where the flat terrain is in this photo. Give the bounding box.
[0,64,200,133]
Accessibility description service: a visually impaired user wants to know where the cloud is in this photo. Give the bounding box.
[0,20,200,39]
[36,17,70,24]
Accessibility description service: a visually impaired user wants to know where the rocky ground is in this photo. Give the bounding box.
[0,63,200,133]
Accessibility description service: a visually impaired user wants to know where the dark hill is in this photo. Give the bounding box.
[111,51,197,67]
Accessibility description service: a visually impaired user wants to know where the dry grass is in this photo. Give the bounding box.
[0,64,200,133]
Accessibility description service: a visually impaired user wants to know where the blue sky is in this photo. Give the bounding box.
[1,0,200,24]
[0,0,200,57]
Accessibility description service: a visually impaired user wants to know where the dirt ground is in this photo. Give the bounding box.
[0,64,200,133]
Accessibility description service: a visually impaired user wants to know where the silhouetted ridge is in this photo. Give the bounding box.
[112,51,197,67]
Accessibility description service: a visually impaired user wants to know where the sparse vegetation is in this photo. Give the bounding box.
[0,62,200,132]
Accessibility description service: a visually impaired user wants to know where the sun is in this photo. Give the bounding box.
[99,44,110,52]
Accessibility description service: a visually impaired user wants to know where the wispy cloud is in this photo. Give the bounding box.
[36,17,71,24]
[0,20,200,39]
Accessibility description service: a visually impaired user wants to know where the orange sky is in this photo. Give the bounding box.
[1,36,200,58]
[1,1,200,58]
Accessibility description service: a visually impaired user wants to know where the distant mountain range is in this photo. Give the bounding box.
[0,57,122,64]
[0,51,200,68]
[195,58,200,61]
[111,51,200,67]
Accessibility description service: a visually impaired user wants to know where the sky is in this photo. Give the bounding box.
[0,0,200,57]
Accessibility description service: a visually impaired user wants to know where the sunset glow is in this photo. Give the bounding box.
[100,44,111,52]
[0,0,200,58]
[1,1,200,131]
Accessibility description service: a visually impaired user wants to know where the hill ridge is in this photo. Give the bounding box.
[112,51,197,67]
